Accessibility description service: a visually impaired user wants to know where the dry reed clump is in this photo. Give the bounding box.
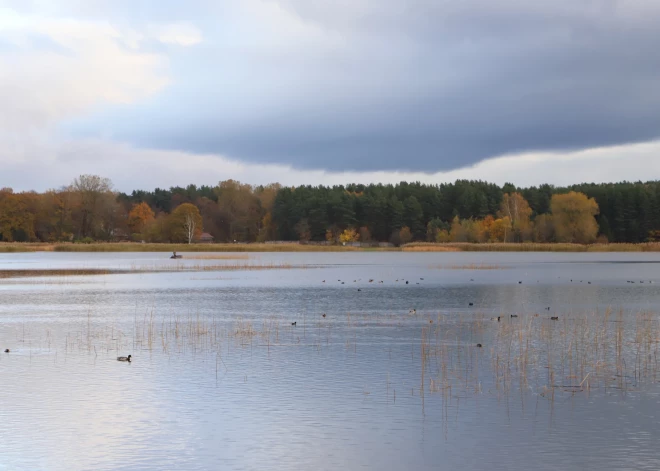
[406,242,660,252]
[0,243,55,253]
[419,308,660,402]
[0,268,118,278]
[5,241,660,253]
[0,262,309,279]
[402,243,461,252]
[51,242,362,253]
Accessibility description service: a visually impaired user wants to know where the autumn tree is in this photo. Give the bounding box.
[70,175,114,239]
[490,217,512,242]
[0,190,36,242]
[399,226,413,245]
[533,214,555,242]
[551,192,599,243]
[339,228,359,244]
[171,203,203,244]
[499,192,532,242]
[127,202,155,236]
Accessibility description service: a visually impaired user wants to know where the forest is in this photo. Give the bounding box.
[1,176,659,245]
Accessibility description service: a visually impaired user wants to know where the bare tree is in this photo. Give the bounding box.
[183,212,197,244]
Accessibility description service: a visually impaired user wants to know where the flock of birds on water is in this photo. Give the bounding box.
[2,272,655,360]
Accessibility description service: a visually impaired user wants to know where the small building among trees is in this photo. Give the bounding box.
[196,232,215,244]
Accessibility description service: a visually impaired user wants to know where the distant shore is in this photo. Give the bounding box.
[2,241,660,253]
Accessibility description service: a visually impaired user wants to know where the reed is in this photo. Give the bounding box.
[0,262,308,279]
[51,243,362,252]
[4,241,660,253]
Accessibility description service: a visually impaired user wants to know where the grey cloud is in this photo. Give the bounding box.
[47,1,660,171]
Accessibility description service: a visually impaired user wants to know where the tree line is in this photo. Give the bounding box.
[1,176,659,244]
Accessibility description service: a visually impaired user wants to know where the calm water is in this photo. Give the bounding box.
[2,251,660,471]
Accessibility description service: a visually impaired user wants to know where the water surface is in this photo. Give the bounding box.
[2,252,660,470]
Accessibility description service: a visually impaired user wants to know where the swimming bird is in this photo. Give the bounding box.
[476,344,482,348]
[369,279,374,283]
[420,278,424,280]
[518,281,522,284]
[511,314,518,318]
[291,322,297,326]
[322,313,326,318]
[406,281,409,284]
[545,307,551,311]
[117,355,132,362]
[409,309,416,314]
[469,302,474,306]
[357,288,362,292]
[4,349,9,353]
[550,317,559,321]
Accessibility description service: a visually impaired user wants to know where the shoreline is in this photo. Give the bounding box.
[2,242,660,253]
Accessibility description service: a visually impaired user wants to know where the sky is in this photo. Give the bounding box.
[2,0,660,192]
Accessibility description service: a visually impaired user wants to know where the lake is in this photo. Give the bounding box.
[2,251,660,471]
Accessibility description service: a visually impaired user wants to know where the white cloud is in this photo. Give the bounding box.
[147,22,202,46]
[4,137,660,192]
[0,9,204,134]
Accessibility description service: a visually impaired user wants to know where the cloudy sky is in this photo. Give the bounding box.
[2,0,660,192]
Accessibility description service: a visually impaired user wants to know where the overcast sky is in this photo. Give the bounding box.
[2,1,660,192]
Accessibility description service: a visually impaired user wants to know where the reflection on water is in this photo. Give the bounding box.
[2,252,660,470]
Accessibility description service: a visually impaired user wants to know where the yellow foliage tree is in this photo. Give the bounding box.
[339,228,360,244]
[499,193,532,241]
[551,192,599,243]
[490,217,512,242]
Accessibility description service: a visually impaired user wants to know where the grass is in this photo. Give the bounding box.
[53,243,361,252]
[406,242,660,252]
[0,262,307,279]
[4,241,660,253]
[0,268,118,278]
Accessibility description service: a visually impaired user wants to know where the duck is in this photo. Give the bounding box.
[409,309,416,314]
[291,322,297,326]
[511,314,518,318]
[476,344,482,348]
[322,313,326,318]
[469,302,474,306]
[357,288,362,292]
[405,281,409,285]
[550,316,559,321]
[117,355,132,362]
[4,349,9,353]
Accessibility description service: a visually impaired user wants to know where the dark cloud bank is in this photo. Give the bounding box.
[73,1,660,172]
